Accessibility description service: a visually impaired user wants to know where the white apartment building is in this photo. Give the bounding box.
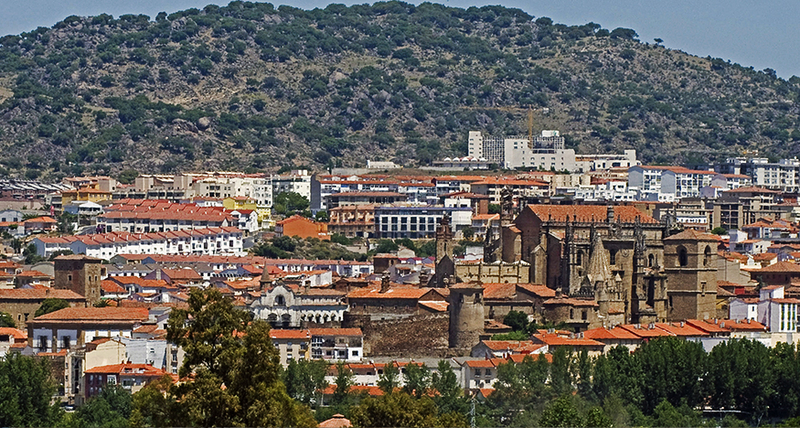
[32,227,245,260]
[272,170,312,201]
[729,285,799,334]
[720,157,800,193]
[193,176,272,208]
[629,165,715,200]
[132,173,272,207]
[468,130,636,172]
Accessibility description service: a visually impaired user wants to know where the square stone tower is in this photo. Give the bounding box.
[53,255,106,306]
[663,230,719,321]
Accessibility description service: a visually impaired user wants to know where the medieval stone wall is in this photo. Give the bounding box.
[343,313,449,357]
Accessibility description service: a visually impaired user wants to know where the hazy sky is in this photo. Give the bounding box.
[3,0,799,78]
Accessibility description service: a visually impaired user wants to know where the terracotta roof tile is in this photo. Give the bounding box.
[31,307,148,322]
[527,205,658,224]
[0,289,84,300]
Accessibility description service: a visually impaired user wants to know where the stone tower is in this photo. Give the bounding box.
[259,262,273,290]
[435,213,455,265]
[53,255,105,306]
[663,229,718,321]
[433,214,456,287]
[448,281,485,350]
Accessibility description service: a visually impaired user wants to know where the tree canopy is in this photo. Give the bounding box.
[163,288,316,427]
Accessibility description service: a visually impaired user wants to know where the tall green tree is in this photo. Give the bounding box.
[637,337,706,413]
[402,363,431,399]
[549,347,574,397]
[130,375,173,428]
[0,353,62,427]
[430,360,464,415]
[538,395,583,428]
[331,361,355,407]
[593,345,644,407]
[378,362,401,394]
[284,359,329,407]
[166,288,315,427]
[350,391,466,428]
[707,338,774,419]
[72,384,131,428]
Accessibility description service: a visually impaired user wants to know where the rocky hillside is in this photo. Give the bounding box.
[0,1,799,181]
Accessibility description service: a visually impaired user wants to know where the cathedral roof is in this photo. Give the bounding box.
[526,205,658,224]
[663,229,720,241]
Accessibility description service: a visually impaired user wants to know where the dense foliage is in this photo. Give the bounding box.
[0,1,798,180]
[251,234,367,260]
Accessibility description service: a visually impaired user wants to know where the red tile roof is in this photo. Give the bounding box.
[0,289,84,300]
[0,327,26,340]
[582,326,641,341]
[31,307,149,322]
[757,261,800,273]
[84,363,165,377]
[270,329,311,340]
[308,328,362,337]
[527,205,658,224]
[533,333,604,347]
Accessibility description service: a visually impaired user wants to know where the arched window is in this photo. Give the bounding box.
[648,254,655,267]
[275,295,286,306]
[677,246,688,267]
[703,245,712,267]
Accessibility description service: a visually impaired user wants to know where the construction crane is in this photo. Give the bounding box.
[459,105,544,145]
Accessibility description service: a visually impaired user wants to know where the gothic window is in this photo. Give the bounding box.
[677,246,688,267]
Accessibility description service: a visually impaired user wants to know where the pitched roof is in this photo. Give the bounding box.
[664,229,721,242]
[582,326,641,341]
[84,363,165,377]
[319,414,352,428]
[270,329,311,340]
[31,307,149,322]
[347,286,429,299]
[418,301,448,312]
[0,327,26,340]
[526,205,658,224]
[757,261,800,273]
[0,288,84,300]
[533,333,604,347]
[308,328,362,337]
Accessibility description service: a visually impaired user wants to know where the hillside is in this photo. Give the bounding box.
[1,1,799,181]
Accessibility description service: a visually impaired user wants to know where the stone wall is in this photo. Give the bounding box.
[344,313,450,357]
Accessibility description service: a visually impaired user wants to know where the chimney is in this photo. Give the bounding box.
[607,205,615,223]
[680,321,685,328]
[380,274,390,293]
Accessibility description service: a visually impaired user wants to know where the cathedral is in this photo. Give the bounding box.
[431,188,718,329]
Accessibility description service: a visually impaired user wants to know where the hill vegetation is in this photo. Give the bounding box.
[1,1,799,180]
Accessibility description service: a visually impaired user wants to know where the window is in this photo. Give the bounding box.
[609,249,617,265]
[677,246,688,267]
[352,350,359,357]
[474,369,481,376]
